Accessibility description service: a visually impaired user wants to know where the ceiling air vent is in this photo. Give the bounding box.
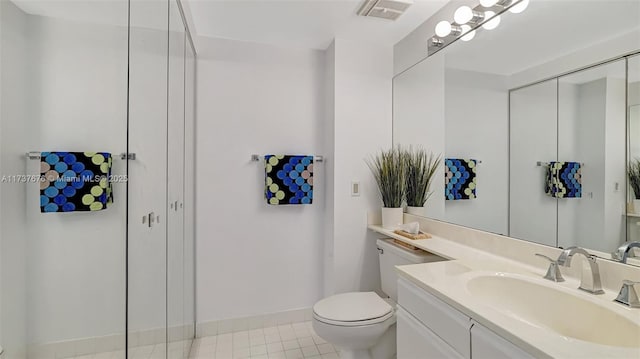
[357,0,413,21]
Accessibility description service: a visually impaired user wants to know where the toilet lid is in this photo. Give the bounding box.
[313,292,393,323]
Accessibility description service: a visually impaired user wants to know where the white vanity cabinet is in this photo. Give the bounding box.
[470,321,533,359]
[397,277,532,359]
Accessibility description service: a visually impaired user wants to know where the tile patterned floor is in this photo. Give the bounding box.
[188,321,340,359]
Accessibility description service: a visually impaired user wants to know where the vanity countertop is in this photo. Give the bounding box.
[368,224,640,358]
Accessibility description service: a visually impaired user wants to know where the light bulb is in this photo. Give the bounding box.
[479,0,499,7]
[482,11,501,30]
[435,21,452,37]
[460,25,475,42]
[510,0,529,13]
[454,6,473,24]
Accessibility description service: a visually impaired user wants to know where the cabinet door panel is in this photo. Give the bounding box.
[398,278,472,358]
[397,307,464,359]
[471,322,533,359]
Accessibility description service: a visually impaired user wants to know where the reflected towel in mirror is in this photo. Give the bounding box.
[544,161,581,198]
[445,158,477,200]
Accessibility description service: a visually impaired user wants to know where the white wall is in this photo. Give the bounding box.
[0,1,29,356]
[323,42,336,297]
[195,37,326,323]
[392,53,446,222]
[328,38,393,295]
[444,69,509,235]
[25,14,128,345]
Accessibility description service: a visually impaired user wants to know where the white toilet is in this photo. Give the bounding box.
[312,239,444,359]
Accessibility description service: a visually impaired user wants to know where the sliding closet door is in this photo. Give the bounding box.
[167,1,187,357]
[127,0,169,357]
[557,59,627,251]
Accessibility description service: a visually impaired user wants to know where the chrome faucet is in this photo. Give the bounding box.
[612,241,640,264]
[556,246,604,295]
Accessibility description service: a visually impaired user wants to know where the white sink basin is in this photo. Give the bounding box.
[467,274,640,348]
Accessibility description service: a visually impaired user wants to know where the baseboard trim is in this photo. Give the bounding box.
[27,324,195,359]
[196,307,313,337]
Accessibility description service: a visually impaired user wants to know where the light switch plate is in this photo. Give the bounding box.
[351,181,360,197]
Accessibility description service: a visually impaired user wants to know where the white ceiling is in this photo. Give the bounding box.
[12,0,449,50]
[185,0,449,50]
[444,0,640,76]
[11,0,129,27]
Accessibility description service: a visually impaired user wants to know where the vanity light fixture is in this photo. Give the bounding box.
[428,0,528,55]
[479,0,499,7]
[435,20,462,37]
[454,6,484,25]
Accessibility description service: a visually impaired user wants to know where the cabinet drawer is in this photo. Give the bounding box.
[471,322,533,359]
[397,307,464,359]
[398,277,472,358]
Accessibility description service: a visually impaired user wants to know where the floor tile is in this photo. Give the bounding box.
[281,340,299,351]
[266,342,284,354]
[284,348,303,359]
[189,320,342,359]
[301,345,320,357]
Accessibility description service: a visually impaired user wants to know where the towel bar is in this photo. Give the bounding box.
[26,152,136,160]
[251,154,324,163]
[537,161,584,167]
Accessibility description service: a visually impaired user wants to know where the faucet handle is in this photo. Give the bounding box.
[615,280,640,308]
[535,253,556,262]
[535,253,565,282]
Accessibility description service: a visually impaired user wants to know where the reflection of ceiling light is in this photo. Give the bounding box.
[479,0,499,7]
[483,11,501,30]
[435,21,453,37]
[460,25,476,41]
[509,0,529,13]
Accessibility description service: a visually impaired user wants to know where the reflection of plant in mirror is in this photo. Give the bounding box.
[405,148,442,207]
[629,159,640,199]
[366,146,406,208]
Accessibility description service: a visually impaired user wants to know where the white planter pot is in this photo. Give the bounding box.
[634,199,640,214]
[381,207,403,229]
[406,206,426,217]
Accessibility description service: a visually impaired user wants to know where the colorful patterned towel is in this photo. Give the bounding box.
[40,152,113,212]
[445,158,477,200]
[265,155,313,205]
[545,161,581,198]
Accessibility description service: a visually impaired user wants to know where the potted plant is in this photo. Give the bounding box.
[366,146,406,229]
[629,159,640,213]
[405,148,442,216]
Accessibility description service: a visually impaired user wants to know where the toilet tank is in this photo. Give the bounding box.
[377,239,445,302]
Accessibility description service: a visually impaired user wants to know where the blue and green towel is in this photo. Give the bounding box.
[40,152,113,212]
[265,155,314,205]
[545,161,581,198]
[445,158,477,200]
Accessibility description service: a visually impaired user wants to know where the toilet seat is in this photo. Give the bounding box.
[313,292,394,327]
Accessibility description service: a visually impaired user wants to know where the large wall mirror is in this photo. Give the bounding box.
[393,0,640,266]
